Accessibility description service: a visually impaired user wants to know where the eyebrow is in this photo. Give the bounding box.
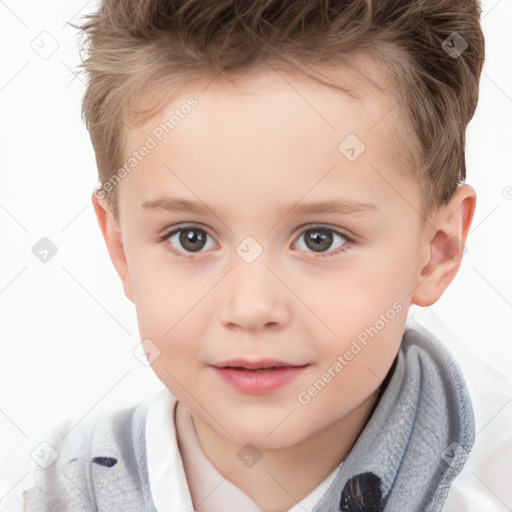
[142,197,378,216]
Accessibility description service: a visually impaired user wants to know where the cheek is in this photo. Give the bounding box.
[305,265,409,344]
[301,307,406,425]
[127,257,205,381]
[144,322,203,404]
[304,273,408,388]
[128,251,199,332]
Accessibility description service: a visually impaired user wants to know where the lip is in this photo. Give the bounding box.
[211,358,305,370]
[210,359,309,394]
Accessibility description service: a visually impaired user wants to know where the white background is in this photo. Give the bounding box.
[0,0,511,500]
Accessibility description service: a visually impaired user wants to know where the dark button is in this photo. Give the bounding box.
[339,472,383,511]
[92,456,118,468]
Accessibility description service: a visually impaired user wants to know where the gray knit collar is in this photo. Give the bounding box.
[312,318,475,512]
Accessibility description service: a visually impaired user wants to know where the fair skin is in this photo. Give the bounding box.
[92,60,475,511]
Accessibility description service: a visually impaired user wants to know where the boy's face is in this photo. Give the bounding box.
[96,62,438,449]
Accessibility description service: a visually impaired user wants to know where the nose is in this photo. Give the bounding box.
[217,257,290,333]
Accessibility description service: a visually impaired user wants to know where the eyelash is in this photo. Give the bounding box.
[158,224,354,262]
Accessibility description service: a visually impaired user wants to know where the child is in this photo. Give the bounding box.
[10,0,512,511]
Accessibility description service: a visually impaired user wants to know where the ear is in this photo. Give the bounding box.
[411,184,476,307]
[91,189,135,303]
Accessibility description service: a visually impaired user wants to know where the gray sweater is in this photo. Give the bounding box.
[23,320,474,512]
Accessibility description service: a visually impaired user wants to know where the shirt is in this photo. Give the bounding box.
[146,390,342,512]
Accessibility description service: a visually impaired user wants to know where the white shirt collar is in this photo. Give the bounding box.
[145,388,342,512]
[146,388,193,511]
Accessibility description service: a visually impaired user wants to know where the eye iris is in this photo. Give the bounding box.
[180,229,206,252]
[306,230,333,252]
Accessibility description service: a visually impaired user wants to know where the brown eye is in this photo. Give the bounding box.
[162,226,215,256]
[178,228,208,252]
[295,226,351,257]
[304,229,334,252]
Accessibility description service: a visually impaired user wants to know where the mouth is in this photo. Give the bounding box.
[210,359,310,394]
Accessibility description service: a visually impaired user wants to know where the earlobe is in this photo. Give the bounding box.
[91,189,135,303]
[411,185,476,307]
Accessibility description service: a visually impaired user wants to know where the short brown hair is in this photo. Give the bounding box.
[74,0,485,224]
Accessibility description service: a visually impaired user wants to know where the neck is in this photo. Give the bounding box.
[190,389,380,512]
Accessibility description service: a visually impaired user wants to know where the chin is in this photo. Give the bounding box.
[226,421,307,451]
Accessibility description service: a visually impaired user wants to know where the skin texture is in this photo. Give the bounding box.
[92,61,476,511]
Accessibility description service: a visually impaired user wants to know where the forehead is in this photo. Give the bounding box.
[128,55,401,149]
[118,58,420,225]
